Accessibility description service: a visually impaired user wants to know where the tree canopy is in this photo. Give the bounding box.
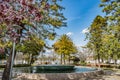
[53,34,77,64]
[86,0,120,63]
[53,34,77,55]
[86,15,107,62]
[0,0,66,53]
[0,0,66,79]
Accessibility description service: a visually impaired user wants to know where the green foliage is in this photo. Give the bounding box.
[86,0,120,64]
[13,64,31,67]
[99,0,120,62]
[53,34,77,64]
[0,64,30,68]
[0,38,12,56]
[19,36,44,54]
[0,54,6,60]
[100,0,120,25]
[86,15,107,62]
[79,61,87,66]
[0,0,66,54]
[0,0,66,79]
[17,35,45,64]
[53,34,77,55]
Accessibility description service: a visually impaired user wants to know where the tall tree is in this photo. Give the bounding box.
[86,15,107,63]
[0,0,66,80]
[53,34,77,64]
[100,0,120,63]
[17,35,45,65]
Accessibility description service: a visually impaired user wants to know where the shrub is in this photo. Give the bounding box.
[14,64,31,67]
[0,64,31,68]
[0,65,5,68]
[79,61,86,66]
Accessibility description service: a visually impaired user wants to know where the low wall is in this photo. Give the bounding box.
[13,69,104,80]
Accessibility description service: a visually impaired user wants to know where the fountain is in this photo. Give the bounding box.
[35,65,74,70]
[13,65,97,73]
[31,65,75,73]
[13,65,103,80]
[13,65,75,73]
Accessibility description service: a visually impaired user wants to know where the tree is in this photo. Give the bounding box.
[86,15,107,63]
[99,34,118,63]
[17,35,45,65]
[100,0,120,26]
[100,0,120,63]
[53,34,77,64]
[0,0,66,80]
[86,0,120,64]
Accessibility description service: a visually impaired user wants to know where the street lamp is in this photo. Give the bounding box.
[9,39,16,80]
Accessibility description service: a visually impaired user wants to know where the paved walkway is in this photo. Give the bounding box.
[0,71,2,80]
[0,69,120,80]
[82,69,120,80]
[102,69,120,80]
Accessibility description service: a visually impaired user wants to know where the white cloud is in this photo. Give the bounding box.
[66,32,73,36]
[82,28,89,34]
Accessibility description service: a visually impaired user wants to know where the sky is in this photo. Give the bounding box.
[48,0,105,47]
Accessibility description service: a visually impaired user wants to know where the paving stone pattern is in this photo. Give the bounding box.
[0,69,120,80]
[0,72,2,80]
[13,70,104,80]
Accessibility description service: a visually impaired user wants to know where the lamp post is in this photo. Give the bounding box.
[9,39,16,80]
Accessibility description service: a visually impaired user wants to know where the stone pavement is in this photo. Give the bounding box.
[0,69,120,80]
[13,69,120,80]
[82,69,120,80]
[0,71,2,80]
[102,69,120,80]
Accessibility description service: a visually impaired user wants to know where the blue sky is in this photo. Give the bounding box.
[49,0,105,47]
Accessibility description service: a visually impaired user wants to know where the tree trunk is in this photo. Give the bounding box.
[97,53,101,69]
[101,59,103,63]
[2,43,16,80]
[60,53,63,64]
[29,54,31,65]
[97,53,100,63]
[30,54,33,65]
[68,55,70,64]
[2,51,12,80]
[63,54,65,64]
[115,59,117,64]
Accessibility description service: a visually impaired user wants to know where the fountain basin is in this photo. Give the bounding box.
[13,66,103,80]
[13,65,96,73]
[33,65,74,71]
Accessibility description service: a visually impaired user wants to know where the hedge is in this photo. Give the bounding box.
[86,63,120,68]
[0,64,31,68]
